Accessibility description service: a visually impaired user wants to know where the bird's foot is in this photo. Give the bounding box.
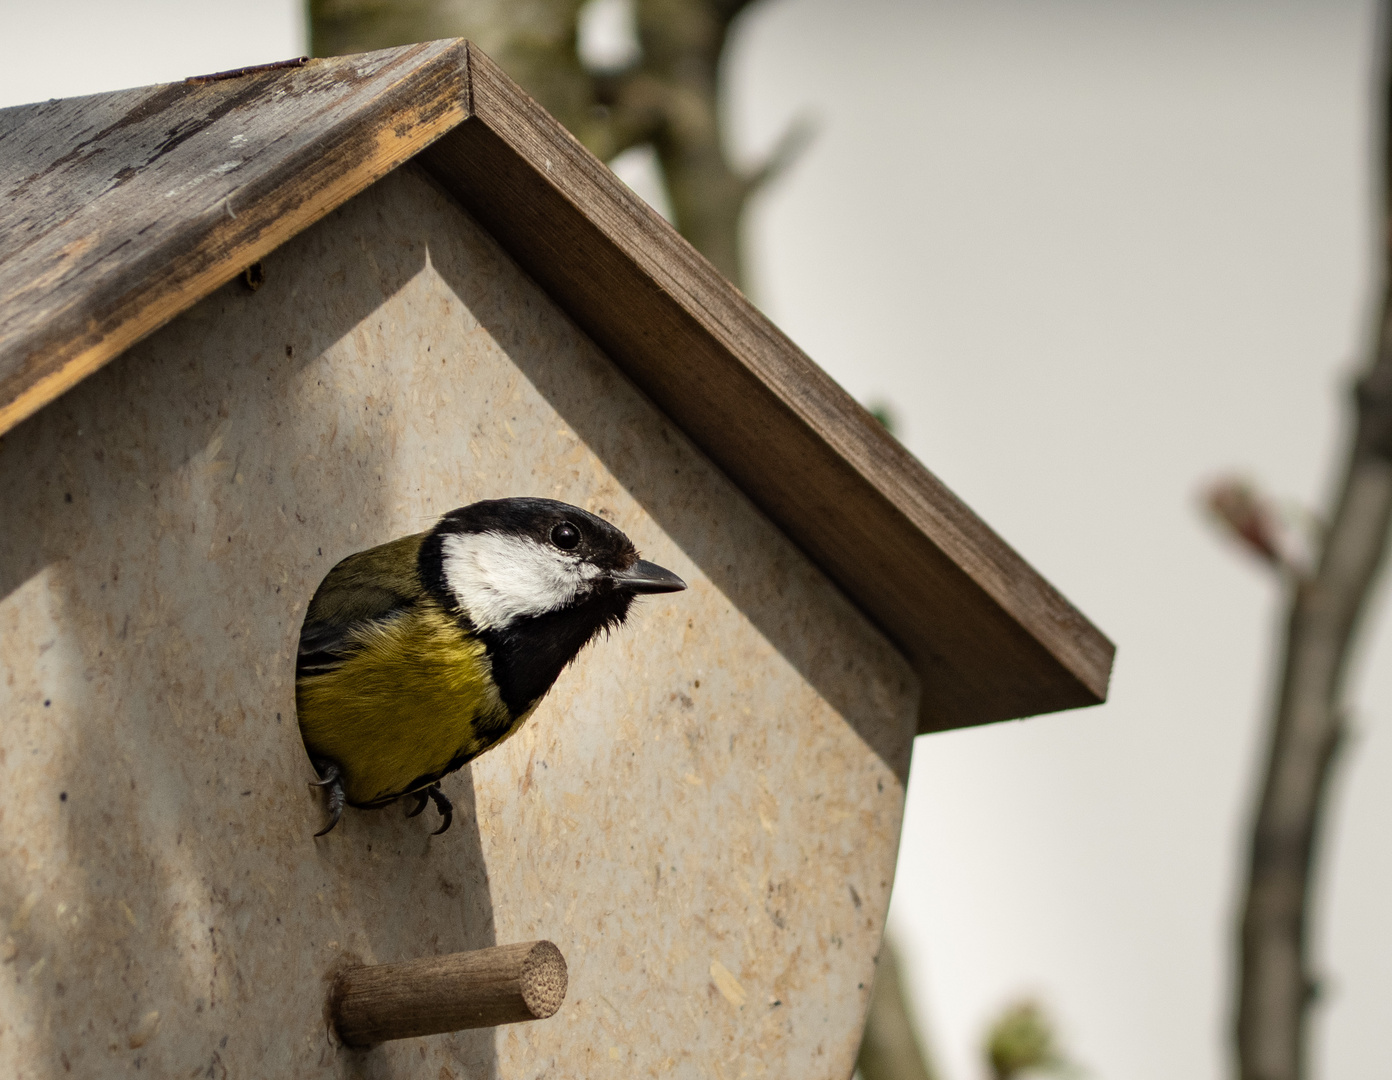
[310,761,345,837]
[426,784,453,836]
[403,789,429,818]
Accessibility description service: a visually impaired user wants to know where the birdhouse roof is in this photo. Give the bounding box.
[0,40,1112,733]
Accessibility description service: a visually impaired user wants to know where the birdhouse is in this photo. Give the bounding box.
[0,41,1112,1078]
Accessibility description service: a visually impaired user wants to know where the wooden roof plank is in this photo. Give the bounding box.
[420,44,1113,732]
[0,40,473,435]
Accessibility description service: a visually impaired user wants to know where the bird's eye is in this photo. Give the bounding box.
[551,522,581,550]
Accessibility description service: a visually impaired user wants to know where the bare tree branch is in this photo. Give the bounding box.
[309,0,764,289]
[1203,476,1313,580]
[741,113,817,200]
[630,0,750,285]
[309,0,638,157]
[1234,8,1392,1078]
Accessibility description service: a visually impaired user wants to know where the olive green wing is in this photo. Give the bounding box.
[297,531,430,678]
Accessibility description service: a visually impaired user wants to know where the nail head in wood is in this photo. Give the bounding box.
[331,940,568,1048]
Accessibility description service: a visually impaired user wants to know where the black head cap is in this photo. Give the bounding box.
[433,497,641,573]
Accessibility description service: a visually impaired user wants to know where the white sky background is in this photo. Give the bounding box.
[0,0,305,103]
[3,2,1390,1079]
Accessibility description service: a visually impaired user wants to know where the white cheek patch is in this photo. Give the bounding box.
[440,532,602,630]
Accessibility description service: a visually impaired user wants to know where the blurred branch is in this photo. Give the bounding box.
[857,937,937,1080]
[740,112,816,199]
[307,0,788,289]
[1203,477,1312,579]
[634,0,762,286]
[1233,6,1392,1079]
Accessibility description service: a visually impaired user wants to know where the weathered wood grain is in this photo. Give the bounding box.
[0,39,1112,732]
[0,40,472,434]
[332,941,568,1047]
[420,43,1113,732]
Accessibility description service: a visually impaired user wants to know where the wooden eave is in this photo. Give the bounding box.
[0,40,1114,733]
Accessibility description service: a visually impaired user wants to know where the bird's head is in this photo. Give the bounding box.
[420,497,686,633]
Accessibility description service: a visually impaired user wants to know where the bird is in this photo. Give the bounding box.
[295,497,687,837]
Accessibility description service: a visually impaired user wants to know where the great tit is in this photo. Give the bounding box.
[295,497,687,836]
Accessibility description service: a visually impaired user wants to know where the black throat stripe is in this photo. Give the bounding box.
[480,591,635,715]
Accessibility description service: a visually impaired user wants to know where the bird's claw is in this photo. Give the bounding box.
[308,763,339,788]
[404,789,429,818]
[310,761,345,836]
[426,784,453,836]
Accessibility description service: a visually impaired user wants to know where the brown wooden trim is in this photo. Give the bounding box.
[0,41,472,436]
[420,44,1113,731]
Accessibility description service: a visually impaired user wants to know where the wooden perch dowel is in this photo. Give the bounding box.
[331,940,567,1047]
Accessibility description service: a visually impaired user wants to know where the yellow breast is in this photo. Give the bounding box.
[296,599,520,806]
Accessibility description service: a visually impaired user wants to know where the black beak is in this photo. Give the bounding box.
[613,559,687,594]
